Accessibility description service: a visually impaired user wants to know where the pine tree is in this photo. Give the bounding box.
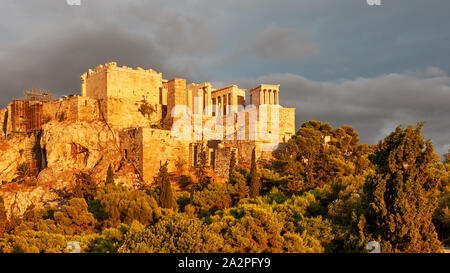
[96,183,161,227]
[444,147,450,164]
[0,196,8,236]
[359,123,441,252]
[229,149,237,181]
[73,172,97,202]
[274,120,362,192]
[105,164,114,185]
[54,198,96,235]
[249,148,260,198]
[158,161,177,210]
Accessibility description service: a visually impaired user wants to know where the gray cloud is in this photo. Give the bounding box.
[233,24,319,61]
[0,1,220,107]
[0,0,449,156]
[0,23,166,104]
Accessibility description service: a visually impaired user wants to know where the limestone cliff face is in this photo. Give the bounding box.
[40,120,122,181]
[0,108,6,138]
[0,103,14,138]
[0,134,27,183]
[0,120,132,219]
[0,173,72,219]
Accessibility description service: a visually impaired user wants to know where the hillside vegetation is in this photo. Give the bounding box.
[0,120,448,253]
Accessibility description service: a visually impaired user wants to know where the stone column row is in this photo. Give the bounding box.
[260,89,278,105]
[201,87,213,116]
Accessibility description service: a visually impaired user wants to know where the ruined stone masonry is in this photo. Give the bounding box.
[1,62,295,184]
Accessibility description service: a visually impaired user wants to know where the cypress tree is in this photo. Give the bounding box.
[0,197,8,236]
[229,149,237,181]
[105,164,114,185]
[249,148,260,198]
[359,123,441,252]
[444,147,450,164]
[158,161,177,210]
[73,172,97,202]
[195,145,210,190]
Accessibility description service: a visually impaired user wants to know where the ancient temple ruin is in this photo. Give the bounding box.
[1,62,296,183]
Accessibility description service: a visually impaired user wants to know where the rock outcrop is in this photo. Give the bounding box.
[0,108,6,138]
[40,120,122,182]
[0,134,28,183]
[0,120,131,219]
[0,174,72,219]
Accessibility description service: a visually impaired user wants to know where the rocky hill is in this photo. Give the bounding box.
[0,120,141,219]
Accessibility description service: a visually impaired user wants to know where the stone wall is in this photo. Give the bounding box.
[165,78,187,129]
[77,96,102,121]
[84,67,107,100]
[42,96,101,123]
[141,128,191,185]
[214,146,233,178]
[120,128,144,180]
[82,62,163,104]
[0,96,103,136]
[279,107,296,142]
[106,66,162,104]
[104,97,162,128]
[120,127,191,185]
[210,140,264,178]
[43,97,78,121]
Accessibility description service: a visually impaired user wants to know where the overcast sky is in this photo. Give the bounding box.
[1,0,449,155]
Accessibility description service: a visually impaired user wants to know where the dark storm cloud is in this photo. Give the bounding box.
[233,24,319,61]
[0,23,165,103]
[0,0,450,155]
[0,0,219,107]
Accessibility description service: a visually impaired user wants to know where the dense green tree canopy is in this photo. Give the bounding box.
[118,215,222,253]
[359,123,442,252]
[95,184,161,227]
[0,120,448,253]
[275,121,371,193]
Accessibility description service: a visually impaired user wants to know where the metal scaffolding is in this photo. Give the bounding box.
[11,89,52,133]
